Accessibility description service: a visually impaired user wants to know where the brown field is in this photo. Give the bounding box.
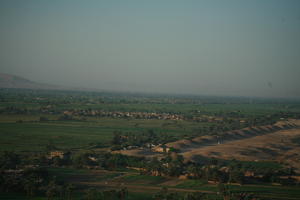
[182,119,300,170]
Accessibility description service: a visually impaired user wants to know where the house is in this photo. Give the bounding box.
[244,171,255,177]
[153,145,170,153]
[49,151,66,159]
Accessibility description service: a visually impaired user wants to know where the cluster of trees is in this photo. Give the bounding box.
[194,111,300,138]
[144,154,242,184]
[152,186,258,200]
[111,130,175,150]
[1,150,298,187]
[58,114,75,121]
[69,151,144,169]
[0,106,30,114]
[82,187,128,200]
[0,152,50,197]
[144,154,298,186]
[0,167,52,198]
[24,150,144,170]
[45,184,129,200]
[144,151,184,177]
[1,170,129,200]
[153,187,205,200]
[0,151,132,199]
[1,150,298,199]
[217,184,259,200]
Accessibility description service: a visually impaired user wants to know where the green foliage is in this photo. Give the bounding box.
[39,116,49,122]
[0,151,21,169]
[291,136,300,146]
[1,88,300,199]
[103,153,130,169]
[183,192,205,200]
[72,151,98,168]
[111,129,175,150]
[0,166,49,195]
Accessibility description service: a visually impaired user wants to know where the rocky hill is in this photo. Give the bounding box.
[0,73,62,90]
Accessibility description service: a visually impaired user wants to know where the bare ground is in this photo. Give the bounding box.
[183,120,300,170]
[118,119,300,170]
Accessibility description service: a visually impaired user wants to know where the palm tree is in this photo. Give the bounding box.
[46,180,57,200]
[218,183,231,200]
[84,188,97,200]
[186,164,198,178]
[117,187,128,200]
[184,192,205,200]
[24,179,36,198]
[65,183,75,200]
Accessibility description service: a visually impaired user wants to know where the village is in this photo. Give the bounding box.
[62,109,184,120]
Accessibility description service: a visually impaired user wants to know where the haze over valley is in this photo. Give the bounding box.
[1,1,300,200]
[1,1,300,98]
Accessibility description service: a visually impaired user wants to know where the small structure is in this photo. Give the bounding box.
[49,151,66,159]
[88,156,98,162]
[178,174,188,180]
[244,171,255,177]
[152,145,170,153]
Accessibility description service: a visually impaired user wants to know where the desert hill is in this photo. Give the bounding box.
[118,119,300,170]
[0,73,62,90]
[0,73,60,89]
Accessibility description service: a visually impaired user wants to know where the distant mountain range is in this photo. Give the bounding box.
[0,73,64,90]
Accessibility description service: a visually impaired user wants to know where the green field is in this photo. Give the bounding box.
[41,167,300,200]
[0,115,210,152]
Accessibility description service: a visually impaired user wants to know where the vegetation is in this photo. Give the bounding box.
[1,88,300,199]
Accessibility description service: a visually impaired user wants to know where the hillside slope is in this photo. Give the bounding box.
[0,73,62,90]
[118,119,300,170]
[166,120,299,152]
[183,121,300,171]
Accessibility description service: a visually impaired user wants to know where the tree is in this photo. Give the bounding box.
[147,157,164,176]
[184,192,205,200]
[218,183,231,200]
[46,180,58,200]
[104,153,128,169]
[230,170,244,185]
[39,116,49,122]
[24,178,37,198]
[65,184,75,200]
[112,131,123,145]
[186,164,198,178]
[117,187,128,200]
[153,187,168,200]
[102,189,118,200]
[72,151,97,168]
[45,142,57,151]
[0,151,21,169]
[84,188,97,200]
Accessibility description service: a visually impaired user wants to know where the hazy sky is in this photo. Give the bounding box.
[0,0,300,98]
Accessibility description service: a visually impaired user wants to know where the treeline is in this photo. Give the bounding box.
[142,153,297,186]
[193,112,300,138]
[111,130,175,150]
[2,149,296,186]
[0,151,297,199]
[0,151,133,199]
[0,152,50,198]
[43,149,298,186]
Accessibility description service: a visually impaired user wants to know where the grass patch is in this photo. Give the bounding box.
[175,179,207,189]
[228,184,300,199]
[122,174,166,185]
[0,193,46,200]
[0,115,209,152]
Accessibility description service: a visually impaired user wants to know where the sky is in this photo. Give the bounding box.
[0,0,300,98]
